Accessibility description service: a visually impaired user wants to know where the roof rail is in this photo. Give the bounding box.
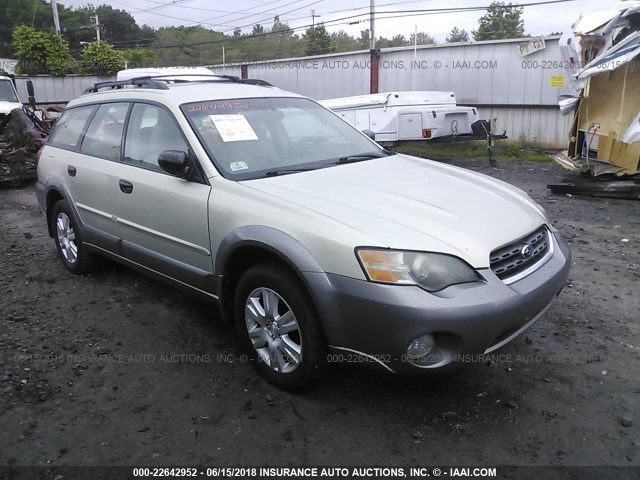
[83,77,170,94]
[84,74,272,94]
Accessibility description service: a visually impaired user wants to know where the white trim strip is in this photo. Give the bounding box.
[329,346,396,373]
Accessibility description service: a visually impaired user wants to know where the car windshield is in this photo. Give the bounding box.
[181,96,387,180]
[0,79,19,103]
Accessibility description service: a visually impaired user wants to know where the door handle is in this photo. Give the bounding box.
[119,179,133,194]
[67,165,76,177]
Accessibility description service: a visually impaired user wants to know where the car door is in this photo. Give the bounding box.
[115,102,214,293]
[57,102,130,251]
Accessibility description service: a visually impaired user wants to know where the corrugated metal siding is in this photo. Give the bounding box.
[205,38,569,146]
[245,52,371,99]
[379,40,565,106]
[13,75,112,104]
[11,38,571,146]
[207,65,243,77]
[479,107,571,147]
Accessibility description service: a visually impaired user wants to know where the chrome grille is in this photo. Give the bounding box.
[490,226,550,281]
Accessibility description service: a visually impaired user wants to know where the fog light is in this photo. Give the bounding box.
[407,334,435,360]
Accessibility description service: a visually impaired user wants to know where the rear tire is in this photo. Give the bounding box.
[234,261,328,392]
[52,200,95,275]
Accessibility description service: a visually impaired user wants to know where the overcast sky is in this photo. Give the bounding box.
[58,0,623,42]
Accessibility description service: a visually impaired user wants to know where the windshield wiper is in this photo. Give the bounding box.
[264,167,316,177]
[336,150,396,164]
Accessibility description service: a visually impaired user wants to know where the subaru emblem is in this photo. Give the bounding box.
[521,244,534,259]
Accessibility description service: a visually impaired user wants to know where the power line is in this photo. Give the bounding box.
[138,0,309,21]
[106,0,320,30]
[137,0,576,50]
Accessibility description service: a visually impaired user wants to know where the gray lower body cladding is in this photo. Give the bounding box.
[305,232,571,374]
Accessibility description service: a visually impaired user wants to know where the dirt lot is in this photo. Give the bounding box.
[0,159,638,469]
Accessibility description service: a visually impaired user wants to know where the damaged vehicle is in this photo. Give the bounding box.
[0,76,56,185]
[555,2,640,176]
[37,75,571,391]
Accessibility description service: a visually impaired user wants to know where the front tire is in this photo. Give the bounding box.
[234,262,327,391]
[52,200,95,275]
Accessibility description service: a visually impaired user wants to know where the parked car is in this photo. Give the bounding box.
[36,75,571,391]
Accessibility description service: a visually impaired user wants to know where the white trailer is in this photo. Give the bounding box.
[320,91,481,146]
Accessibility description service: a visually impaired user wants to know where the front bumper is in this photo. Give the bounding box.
[304,231,571,374]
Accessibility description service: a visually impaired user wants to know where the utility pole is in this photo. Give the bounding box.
[412,24,417,91]
[90,14,101,43]
[311,10,321,27]
[369,0,375,50]
[51,0,61,35]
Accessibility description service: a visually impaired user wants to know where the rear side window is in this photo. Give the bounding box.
[48,106,95,149]
[80,103,129,161]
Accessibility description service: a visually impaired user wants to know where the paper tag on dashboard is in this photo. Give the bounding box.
[210,114,258,142]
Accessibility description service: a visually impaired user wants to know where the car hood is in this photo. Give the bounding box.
[242,154,548,268]
[0,101,22,115]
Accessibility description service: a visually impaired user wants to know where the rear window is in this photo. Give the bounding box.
[48,106,96,149]
[80,103,129,160]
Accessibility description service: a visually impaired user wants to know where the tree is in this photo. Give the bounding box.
[473,2,525,41]
[123,48,159,69]
[447,27,470,43]
[409,32,436,45]
[358,29,370,49]
[81,41,126,75]
[304,24,331,56]
[12,25,71,76]
[330,30,360,53]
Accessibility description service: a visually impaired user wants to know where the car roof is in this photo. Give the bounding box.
[67,80,305,109]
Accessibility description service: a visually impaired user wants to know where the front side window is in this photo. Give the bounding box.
[80,103,129,160]
[181,97,383,180]
[48,105,96,149]
[124,103,189,171]
[0,79,19,103]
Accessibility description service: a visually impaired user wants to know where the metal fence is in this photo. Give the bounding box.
[13,75,111,105]
[213,37,571,146]
[10,37,571,146]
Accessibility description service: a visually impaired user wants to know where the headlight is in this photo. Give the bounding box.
[356,249,482,292]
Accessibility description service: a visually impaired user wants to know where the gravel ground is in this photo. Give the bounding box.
[0,159,638,469]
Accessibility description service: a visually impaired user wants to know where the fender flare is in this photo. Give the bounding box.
[43,179,82,237]
[215,225,324,276]
[215,226,326,322]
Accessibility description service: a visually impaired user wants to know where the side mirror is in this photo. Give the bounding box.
[26,79,36,107]
[362,129,376,140]
[158,150,192,179]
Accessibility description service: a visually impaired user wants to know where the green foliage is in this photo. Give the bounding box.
[304,24,332,56]
[409,32,436,46]
[81,42,126,75]
[12,25,71,76]
[123,49,159,69]
[377,34,409,48]
[447,27,470,43]
[1,1,152,58]
[473,2,525,41]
